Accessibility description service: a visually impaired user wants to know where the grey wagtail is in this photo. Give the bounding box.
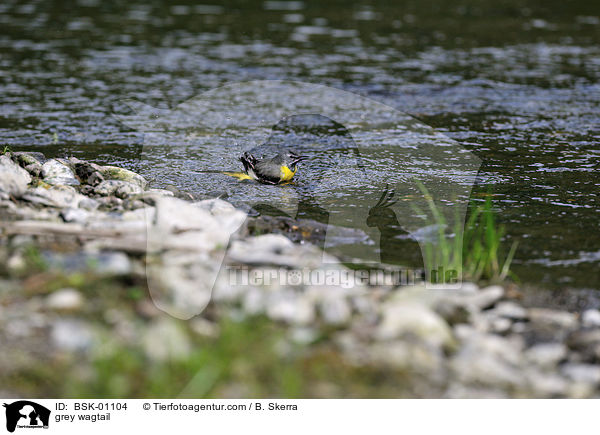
[224,150,307,184]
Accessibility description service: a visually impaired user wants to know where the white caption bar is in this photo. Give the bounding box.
[0,399,597,434]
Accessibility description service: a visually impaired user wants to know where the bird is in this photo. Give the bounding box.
[224,150,307,184]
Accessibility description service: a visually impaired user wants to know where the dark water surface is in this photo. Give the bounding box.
[1,0,599,289]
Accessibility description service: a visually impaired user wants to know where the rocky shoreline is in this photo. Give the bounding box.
[1,151,600,398]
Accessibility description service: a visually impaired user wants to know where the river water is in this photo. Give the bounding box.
[1,0,598,290]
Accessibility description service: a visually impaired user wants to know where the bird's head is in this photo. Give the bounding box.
[283,150,308,170]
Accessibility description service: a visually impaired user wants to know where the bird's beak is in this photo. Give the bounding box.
[291,155,308,165]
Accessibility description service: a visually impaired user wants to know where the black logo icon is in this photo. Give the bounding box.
[3,401,50,433]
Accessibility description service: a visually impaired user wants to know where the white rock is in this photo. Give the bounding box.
[52,320,93,351]
[193,199,247,234]
[22,185,86,208]
[582,309,600,328]
[319,297,352,325]
[524,343,567,368]
[46,288,84,311]
[0,155,31,196]
[528,308,579,330]
[60,207,91,223]
[99,165,147,189]
[561,363,600,385]
[94,180,143,198]
[376,301,455,348]
[266,292,315,325]
[451,330,525,387]
[142,319,191,362]
[95,251,131,275]
[491,301,528,321]
[42,159,80,185]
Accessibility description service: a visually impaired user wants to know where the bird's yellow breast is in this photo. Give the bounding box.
[280,165,297,181]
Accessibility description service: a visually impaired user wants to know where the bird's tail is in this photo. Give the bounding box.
[222,171,253,181]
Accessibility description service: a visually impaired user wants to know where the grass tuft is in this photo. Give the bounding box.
[415,182,518,284]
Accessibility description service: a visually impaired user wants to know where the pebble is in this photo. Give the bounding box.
[42,159,80,186]
[52,320,93,351]
[376,301,455,349]
[142,319,191,362]
[582,309,600,328]
[561,363,600,385]
[0,155,31,197]
[524,343,567,367]
[46,288,84,311]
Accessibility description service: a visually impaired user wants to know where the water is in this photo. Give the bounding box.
[1,0,598,289]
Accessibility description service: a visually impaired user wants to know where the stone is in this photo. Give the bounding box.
[60,207,91,223]
[11,151,46,166]
[467,285,505,309]
[561,363,600,385]
[22,185,86,208]
[528,308,579,330]
[451,328,525,388]
[46,288,84,311]
[227,234,327,268]
[94,252,132,275]
[489,301,528,321]
[99,165,147,189]
[319,297,352,325]
[142,319,191,362]
[376,300,455,349]
[0,155,31,196]
[266,291,315,325]
[582,309,600,328]
[94,180,143,198]
[42,159,80,186]
[51,320,93,351]
[24,162,42,177]
[524,343,567,368]
[194,199,248,234]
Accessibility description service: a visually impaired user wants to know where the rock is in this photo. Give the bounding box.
[94,180,143,198]
[376,300,455,349]
[525,343,567,368]
[93,252,132,275]
[451,327,525,388]
[489,301,529,321]
[227,234,329,268]
[468,285,505,310]
[266,291,315,325]
[525,370,569,397]
[51,320,93,351]
[561,363,600,385]
[42,159,80,186]
[11,151,46,166]
[99,166,147,189]
[60,207,91,223]
[142,319,191,362]
[565,329,600,362]
[319,297,352,325]
[147,188,174,197]
[46,288,84,311]
[582,309,600,328]
[528,308,579,330]
[87,171,105,186]
[24,162,42,177]
[0,154,31,196]
[22,185,86,208]
[189,318,220,338]
[194,199,248,234]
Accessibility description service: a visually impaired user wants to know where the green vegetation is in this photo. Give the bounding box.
[1,145,11,155]
[416,183,518,284]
